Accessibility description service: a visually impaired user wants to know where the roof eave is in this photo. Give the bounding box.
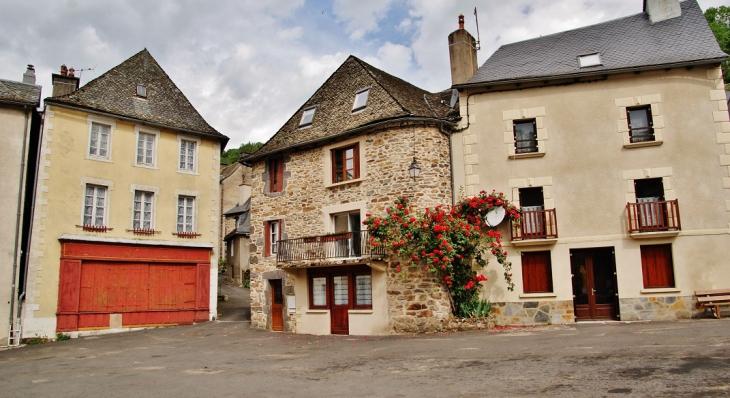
[44,100,229,145]
[245,116,457,164]
[455,57,728,89]
[0,99,39,108]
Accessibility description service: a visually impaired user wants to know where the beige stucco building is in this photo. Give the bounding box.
[246,56,457,335]
[22,50,228,338]
[0,67,41,345]
[221,162,252,285]
[450,0,730,323]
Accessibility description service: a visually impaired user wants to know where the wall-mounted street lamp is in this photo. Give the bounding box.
[408,156,421,182]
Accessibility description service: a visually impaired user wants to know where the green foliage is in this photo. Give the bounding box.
[220,141,264,165]
[56,333,71,341]
[243,279,250,288]
[23,335,52,345]
[458,299,492,318]
[705,6,730,83]
[364,191,520,317]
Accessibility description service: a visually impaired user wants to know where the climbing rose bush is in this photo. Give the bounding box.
[364,190,520,317]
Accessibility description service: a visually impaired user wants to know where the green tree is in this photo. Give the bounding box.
[705,6,730,83]
[220,141,263,165]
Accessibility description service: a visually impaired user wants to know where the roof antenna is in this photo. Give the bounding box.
[75,65,97,78]
[473,7,481,51]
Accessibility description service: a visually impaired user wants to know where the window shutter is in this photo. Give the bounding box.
[276,158,285,192]
[265,222,271,257]
[331,149,337,182]
[353,144,360,179]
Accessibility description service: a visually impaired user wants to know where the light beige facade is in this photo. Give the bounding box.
[220,162,251,284]
[452,65,730,323]
[23,105,222,337]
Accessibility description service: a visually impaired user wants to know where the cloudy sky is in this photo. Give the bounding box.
[1,0,725,148]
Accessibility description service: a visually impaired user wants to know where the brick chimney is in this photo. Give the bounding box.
[644,0,681,24]
[22,65,36,85]
[448,14,478,86]
[52,64,80,97]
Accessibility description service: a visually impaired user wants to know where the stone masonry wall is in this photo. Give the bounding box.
[249,122,452,331]
[618,296,728,321]
[491,300,575,325]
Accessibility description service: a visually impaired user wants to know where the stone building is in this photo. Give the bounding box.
[23,50,228,338]
[450,0,730,323]
[245,56,458,335]
[0,66,42,346]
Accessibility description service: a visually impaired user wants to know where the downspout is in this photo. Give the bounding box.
[439,122,455,206]
[8,106,30,337]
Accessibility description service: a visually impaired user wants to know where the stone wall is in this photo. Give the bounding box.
[249,122,452,332]
[491,300,575,325]
[618,296,719,321]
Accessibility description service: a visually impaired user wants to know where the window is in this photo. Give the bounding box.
[578,53,602,68]
[136,132,156,166]
[627,106,654,143]
[521,251,553,293]
[133,191,154,230]
[300,107,316,127]
[352,89,370,112]
[635,178,665,229]
[519,187,545,236]
[513,119,538,154]
[268,158,285,193]
[84,185,107,226]
[136,85,147,97]
[89,122,111,159]
[308,266,372,310]
[640,244,675,288]
[176,196,195,232]
[332,211,361,257]
[265,220,281,257]
[332,143,360,183]
[179,139,197,171]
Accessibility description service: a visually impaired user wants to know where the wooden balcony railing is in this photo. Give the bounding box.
[277,230,385,264]
[511,208,558,241]
[626,199,681,234]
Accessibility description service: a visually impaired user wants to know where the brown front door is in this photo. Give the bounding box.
[330,275,350,334]
[571,248,618,321]
[270,279,284,331]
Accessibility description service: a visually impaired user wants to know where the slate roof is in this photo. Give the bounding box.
[224,198,250,238]
[247,56,457,161]
[46,49,226,142]
[462,0,728,86]
[0,79,41,106]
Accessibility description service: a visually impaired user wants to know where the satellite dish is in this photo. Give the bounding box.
[484,206,506,227]
[449,89,459,108]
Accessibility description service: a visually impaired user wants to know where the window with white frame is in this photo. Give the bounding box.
[89,122,111,159]
[179,139,197,171]
[84,185,108,226]
[176,196,195,232]
[133,190,154,230]
[352,89,370,113]
[136,132,156,166]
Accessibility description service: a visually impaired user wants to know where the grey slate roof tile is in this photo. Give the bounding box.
[249,56,455,160]
[0,79,41,106]
[46,49,226,141]
[464,0,728,86]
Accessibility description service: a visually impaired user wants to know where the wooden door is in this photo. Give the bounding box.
[270,279,284,331]
[571,248,618,321]
[330,275,350,334]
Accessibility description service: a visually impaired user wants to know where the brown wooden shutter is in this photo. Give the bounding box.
[640,244,674,288]
[353,144,360,179]
[521,251,553,293]
[276,158,285,192]
[265,222,271,257]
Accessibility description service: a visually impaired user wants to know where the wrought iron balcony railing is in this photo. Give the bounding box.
[626,199,681,234]
[511,208,558,241]
[276,230,385,264]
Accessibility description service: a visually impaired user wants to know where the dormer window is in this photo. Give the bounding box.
[578,53,602,68]
[136,85,147,97]
[352,89,370,113]
[299,107,316,128]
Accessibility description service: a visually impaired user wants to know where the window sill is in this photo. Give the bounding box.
[85,156,113,163]
[349,309,374,314]
[134,163,158,170]
[640,288,680,294]
[326,178,363,189]
[509,152,545,160]
[306,309,329,314]
[519,293,557,299]
[624,140,662,149]
[176,169,199,176]
[511,238,558,247]
[629,230,680,239]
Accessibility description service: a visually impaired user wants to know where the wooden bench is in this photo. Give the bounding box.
[695,289,730,319]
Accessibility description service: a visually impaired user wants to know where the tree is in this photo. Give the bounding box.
[705,6,730,83]
[220,141,263,165]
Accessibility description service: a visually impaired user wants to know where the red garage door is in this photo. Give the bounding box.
[56,242,210,332]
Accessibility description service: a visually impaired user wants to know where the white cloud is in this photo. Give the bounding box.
[332,0,394,40]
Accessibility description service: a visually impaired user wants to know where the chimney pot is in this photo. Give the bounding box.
[22,64,36,85]
[68,67,75,77]
[60,64,68,76]
[458,14,464,30]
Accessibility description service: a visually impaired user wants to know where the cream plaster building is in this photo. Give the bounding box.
[0,67,42,345]
[220,162,252,285]
[22,50,228,338]
[450,0,730,323]
[245,56,457,335]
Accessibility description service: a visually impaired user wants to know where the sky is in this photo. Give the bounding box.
[1,0,726,149]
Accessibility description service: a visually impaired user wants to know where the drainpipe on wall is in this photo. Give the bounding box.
[439,122,455,206]
[8,106,30,344]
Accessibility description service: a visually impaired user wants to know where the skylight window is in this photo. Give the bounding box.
[352,89,370,112]
[300,107,316,127]
[578,53,602,68]
[136,85,147,97]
